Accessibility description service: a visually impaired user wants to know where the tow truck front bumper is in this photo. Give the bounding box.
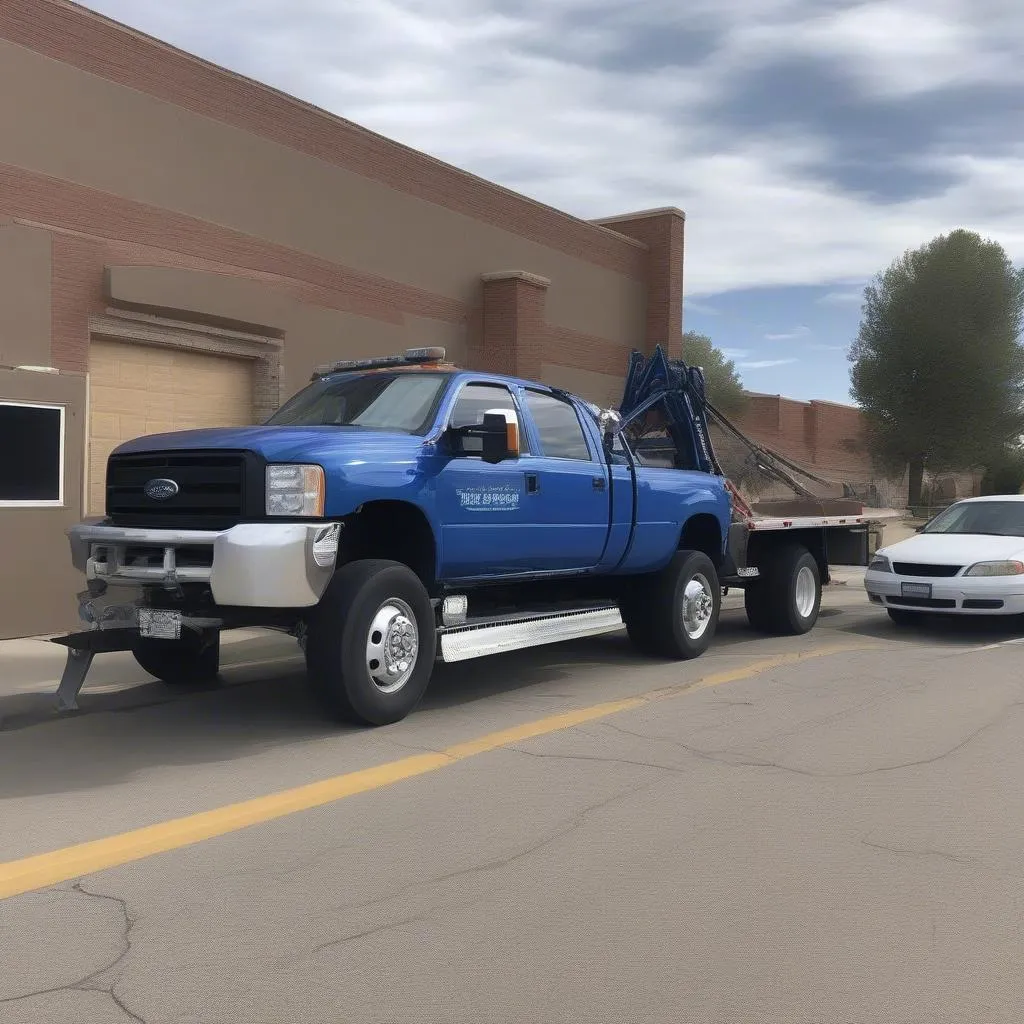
[50,520,341,712]
[69,519,341,608]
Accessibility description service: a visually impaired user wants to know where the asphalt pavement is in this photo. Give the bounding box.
[2,576,1024,1023]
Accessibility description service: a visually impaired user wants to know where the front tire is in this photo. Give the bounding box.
[621,550,721,659]
[133,632,220,685]
[887,608,917,627]
[305,559,436,726]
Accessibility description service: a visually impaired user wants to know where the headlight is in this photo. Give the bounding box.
[963,560,1024,577]
[266,464,325,517]
[868,555,892,573]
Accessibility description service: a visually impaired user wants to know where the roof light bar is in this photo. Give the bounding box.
[311,347,447,380]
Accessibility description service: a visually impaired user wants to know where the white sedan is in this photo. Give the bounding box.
[865,495,1024,624]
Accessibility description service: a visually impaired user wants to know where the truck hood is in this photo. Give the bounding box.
[879,532,1024,565]
[113,425,427,464]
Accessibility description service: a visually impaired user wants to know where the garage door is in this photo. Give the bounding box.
[88,339,254,514]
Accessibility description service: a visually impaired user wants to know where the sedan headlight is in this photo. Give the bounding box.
[963,560,1024,577]
[266,464,325,517]
[868,554,892,573]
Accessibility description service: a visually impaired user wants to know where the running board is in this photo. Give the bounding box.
[439,605,624,663]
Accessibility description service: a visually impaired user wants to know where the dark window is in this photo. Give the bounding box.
[524,391,592,461]
[0,402,63,504]
[449,383,528,455]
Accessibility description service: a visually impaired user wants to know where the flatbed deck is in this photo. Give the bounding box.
[744,508,902,531]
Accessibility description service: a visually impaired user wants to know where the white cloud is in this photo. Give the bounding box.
[738,358,799,369]
[818,288,865,306]
[764,325,811,341]
[721,347,751,359]
[83,0,1024,299]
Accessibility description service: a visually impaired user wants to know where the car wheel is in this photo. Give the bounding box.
[887,608,917,627]
[745,544,821,635]
[744,583,773,633]
[621,549,720,659]
[305,559,436,726]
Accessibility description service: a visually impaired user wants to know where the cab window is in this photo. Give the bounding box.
[523,390,592,462]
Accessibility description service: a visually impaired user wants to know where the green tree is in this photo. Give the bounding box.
[849,229,1024,506]
[980,446,1024,496]
[682,330,748,417]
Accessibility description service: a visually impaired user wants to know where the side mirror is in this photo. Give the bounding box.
[449,410,521,464]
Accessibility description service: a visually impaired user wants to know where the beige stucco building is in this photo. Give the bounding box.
[0,0,686,638]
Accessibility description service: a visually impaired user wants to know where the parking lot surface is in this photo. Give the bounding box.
[3,581,1024,1023]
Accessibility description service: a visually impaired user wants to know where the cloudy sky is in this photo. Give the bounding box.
[86,0,1024,403]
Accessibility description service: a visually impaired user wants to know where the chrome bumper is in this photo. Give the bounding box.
[69,519,341,608]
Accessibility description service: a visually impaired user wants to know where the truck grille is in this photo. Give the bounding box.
[892,562,962,577]
[106,450,262,528]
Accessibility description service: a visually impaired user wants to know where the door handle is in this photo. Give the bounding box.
[525,473,539,494]
[592,476,606,491]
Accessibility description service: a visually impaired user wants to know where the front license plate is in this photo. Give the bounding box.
[139,608,182,640]
[901,582,932,599]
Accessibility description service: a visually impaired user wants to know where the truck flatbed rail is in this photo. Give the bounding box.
[744,509,902,531]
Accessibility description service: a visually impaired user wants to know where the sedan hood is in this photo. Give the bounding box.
[880,532,1024,566]
[113,425,426,464]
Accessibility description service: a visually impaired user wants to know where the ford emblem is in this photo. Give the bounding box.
[143,478,180,501]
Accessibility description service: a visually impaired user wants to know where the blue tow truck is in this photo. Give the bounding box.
[52,345,869,725]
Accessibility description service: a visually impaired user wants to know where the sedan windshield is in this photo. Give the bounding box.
[922,500,1024,537]
[267,371,449,434]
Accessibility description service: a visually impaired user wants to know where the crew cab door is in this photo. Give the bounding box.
[517,388,610,572]
[434,381,537,579]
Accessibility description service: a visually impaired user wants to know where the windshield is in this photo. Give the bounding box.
[921,500,1024,537]
[266,371,449,433]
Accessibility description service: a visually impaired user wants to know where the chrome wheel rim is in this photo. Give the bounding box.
[365,598,419,694]
[794,565,817,619]
[681,573,715,640]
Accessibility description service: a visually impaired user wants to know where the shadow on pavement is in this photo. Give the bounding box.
[7,600,1008,799]
[835,609,1024,646]
[0,607,793,799]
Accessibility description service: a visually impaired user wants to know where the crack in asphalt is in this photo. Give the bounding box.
[304,912,433,959]
[0,882,144,1023]
[860,837,980,868]
[287,782,654,967]
[507,743,690,776]
[533,699,1024,780]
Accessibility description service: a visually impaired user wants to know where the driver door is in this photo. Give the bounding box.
[434,382,535,580]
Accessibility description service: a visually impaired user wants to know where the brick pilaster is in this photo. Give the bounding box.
[477,270,550,380]
[591,207,685,358]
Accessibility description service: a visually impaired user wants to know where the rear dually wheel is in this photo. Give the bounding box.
[744,543,821,635]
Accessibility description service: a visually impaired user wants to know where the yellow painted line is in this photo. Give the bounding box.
[0,641,876,900]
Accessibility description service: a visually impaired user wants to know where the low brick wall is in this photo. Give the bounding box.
[730,393,980,509]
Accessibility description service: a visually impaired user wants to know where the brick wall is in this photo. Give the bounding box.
[732,393,980,508]
[734,393,868,477]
